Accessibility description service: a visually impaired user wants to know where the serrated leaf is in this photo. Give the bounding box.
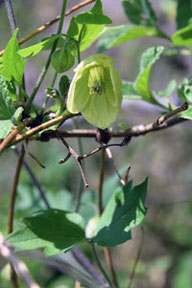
[7,209,85,256]
[0,29,26,85]
[18,34,64,58]
[76,0,112,25]
[172,23,192,46]
[122,0,156,26]
[176,0,192,30]
[92,179,148,247]
[122,80,143,100]
[0,76,16,120]
[0,120,14,139]
[98,25,158,52]
[180,105,192,119]
[135,46,164,101]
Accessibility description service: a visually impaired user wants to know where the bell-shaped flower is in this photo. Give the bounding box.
[67,54,122,129]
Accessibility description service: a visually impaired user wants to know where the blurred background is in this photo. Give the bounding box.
[0,0,192,287]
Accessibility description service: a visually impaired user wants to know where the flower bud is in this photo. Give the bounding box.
[67,54,122,129]
[51,48,75,73]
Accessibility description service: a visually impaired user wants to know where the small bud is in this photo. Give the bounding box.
[85,216,100,239]
[67,54,122,129]
[51,48,75,73]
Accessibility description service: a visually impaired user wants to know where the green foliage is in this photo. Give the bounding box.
[135,46,164,102]
[75,0,112,25]
[176,0,192,29]
[0,29,25,85]
[122,81,143,100]
[122,46,164,104]
[172,23,192,46]
[122,0,156,26]
[7,209,85,256]
[92,179,148,247]
[98,25,158,52]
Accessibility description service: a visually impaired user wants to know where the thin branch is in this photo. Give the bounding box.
[25,0,68,112]
[154,102,188,127]
[8,144,25,234]
[14,148,50,209]
[56,131,89,188]
[4,0,17,34]
[98,148,105,215]
[0,232,40,288]
[8,144,25,288]
[105,148,126,185]
[126,228,144,288]
[91,244,114,288]
[97,147,119,288]
[104,248,119,288]
[72,247,106,286]
[8,112,76,147]
[25,144,46,169]
[0,0,96,56]
[0,118,32,156]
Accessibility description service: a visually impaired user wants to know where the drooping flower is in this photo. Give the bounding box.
[67,54,122,129]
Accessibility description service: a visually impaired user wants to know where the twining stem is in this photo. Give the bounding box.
[98,149,105,215]
[25,0,68,113]
[126,228,144,288]
[8,144,25,234]
[91,243,114,287]
[98,148,119,288]
[8,144,25,288]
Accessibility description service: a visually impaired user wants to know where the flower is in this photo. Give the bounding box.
[67,54,122,129]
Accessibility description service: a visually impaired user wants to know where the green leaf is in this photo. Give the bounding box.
[98,25,158,52]
[92,179,148,247]
[135,46,164,101]
[0,76,16,120]
[18,38,51,58]
[122,81,143,100]
[18,34,64,58]
[77,24,105,52]
[176,0,192,30]
[178,78,192,103]
[11,107,24,124]
[180,105,192,120]
[76,0,112,25]
[67,17,79,37]
[0,29,26,85]
[155,80,176,98]
[7,209,85,256]
[121,0,156,26]
[172,23,192,46]
[0,120,14,139]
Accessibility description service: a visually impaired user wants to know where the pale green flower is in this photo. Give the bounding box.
[67,54,122,129]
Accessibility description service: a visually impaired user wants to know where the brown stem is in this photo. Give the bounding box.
[0,0,96,57]
[56,131,89,188]
[8,144,25,288]
[0,118,32,156]
[8,144,25,234]
[104,247,119,288]
[98,148,119,288]
[8,112,76,147]
[126,228,144,288]
[98,149,105,215]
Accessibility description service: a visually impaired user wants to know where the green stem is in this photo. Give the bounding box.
[25,0,68,113]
